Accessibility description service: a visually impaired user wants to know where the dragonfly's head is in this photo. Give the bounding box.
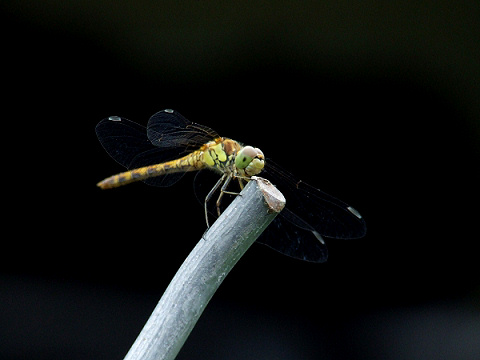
[235,146,265,177]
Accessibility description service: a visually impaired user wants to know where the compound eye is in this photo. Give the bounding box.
[235,146,256,169]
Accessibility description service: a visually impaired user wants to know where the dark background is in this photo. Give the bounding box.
[2,1,480,359]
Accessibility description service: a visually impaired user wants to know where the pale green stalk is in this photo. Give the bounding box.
[123,177,285,360]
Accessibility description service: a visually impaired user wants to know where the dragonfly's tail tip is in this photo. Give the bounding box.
[96,179,110,189]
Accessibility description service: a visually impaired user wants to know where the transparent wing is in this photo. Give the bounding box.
[262,159,367,239]
[256,159,366,262]
[257,210,329,262]
[96,115,154,169]
[147,109,219,149]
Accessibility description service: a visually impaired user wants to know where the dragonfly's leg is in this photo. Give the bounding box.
[216,174,234,216]
[237,177,245,190]
[204,174,226,228]
[221,190,240,195]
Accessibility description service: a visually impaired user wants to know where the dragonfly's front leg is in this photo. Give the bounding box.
[237,177,247,190]
[216,174,235,216]
[204,173,226,228]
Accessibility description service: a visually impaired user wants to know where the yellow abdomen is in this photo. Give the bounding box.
[97,150,205,189]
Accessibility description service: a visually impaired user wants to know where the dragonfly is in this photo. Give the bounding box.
[96,109,366,262]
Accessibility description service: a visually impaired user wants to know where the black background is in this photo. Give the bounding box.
[2,1,480,359]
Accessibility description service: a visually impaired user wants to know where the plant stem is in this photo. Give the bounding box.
[123,177,285,360]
